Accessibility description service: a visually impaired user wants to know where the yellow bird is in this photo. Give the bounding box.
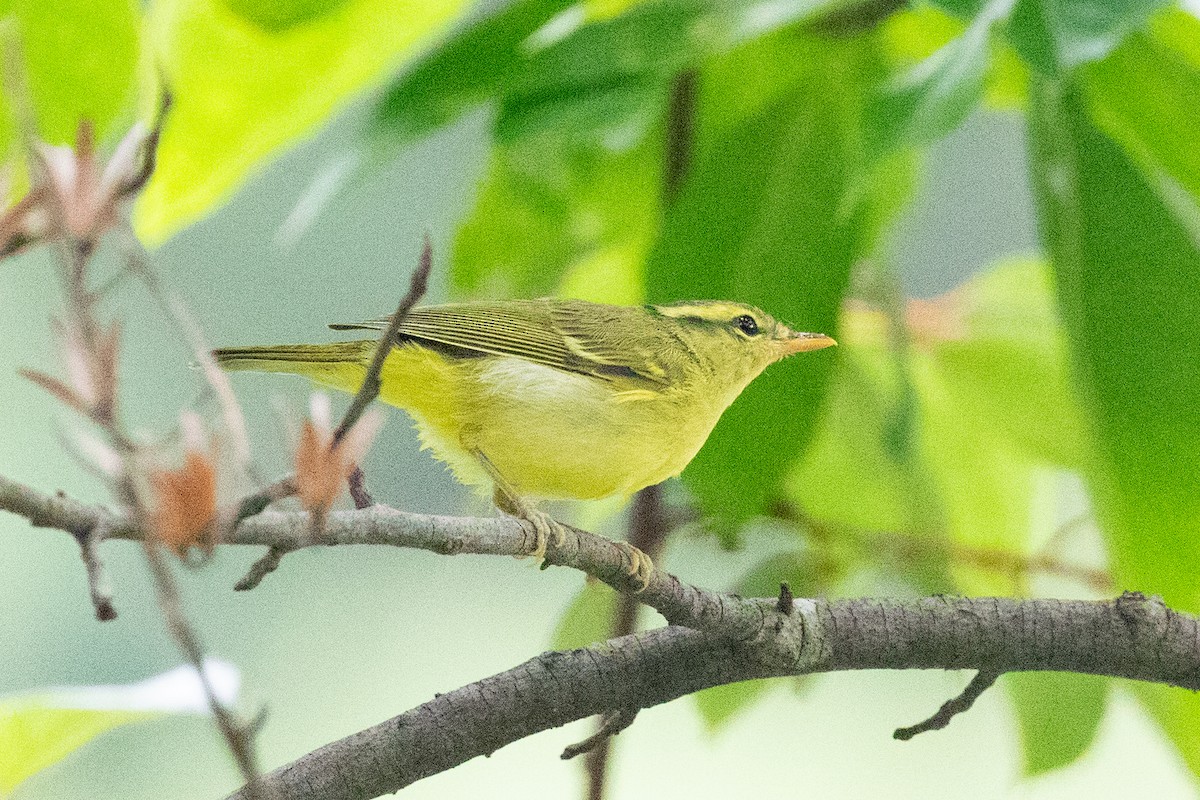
[214,298,835,584]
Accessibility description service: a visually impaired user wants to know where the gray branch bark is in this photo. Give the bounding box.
[225,594,1200,800]
[5,475,1199,800]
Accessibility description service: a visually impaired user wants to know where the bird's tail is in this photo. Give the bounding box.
[212,341,369,372]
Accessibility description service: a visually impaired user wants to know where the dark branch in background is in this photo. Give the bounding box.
[587,67,698,799]
[223,593,1200,800]
[776,500,1111,592]
[894,669,1001,741]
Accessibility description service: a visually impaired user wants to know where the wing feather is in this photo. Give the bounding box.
[331,300,670,385]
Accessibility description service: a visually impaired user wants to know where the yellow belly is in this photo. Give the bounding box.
[370,347,714,501]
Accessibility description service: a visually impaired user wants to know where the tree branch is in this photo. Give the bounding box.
[6,476,1200,798]
[224,593,1200,800]
[893,669,1000,740]
[0,475,777,642]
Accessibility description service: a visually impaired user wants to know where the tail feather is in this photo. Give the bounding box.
[212,341,371,374]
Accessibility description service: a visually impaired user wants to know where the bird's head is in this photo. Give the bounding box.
[652,300,836,390]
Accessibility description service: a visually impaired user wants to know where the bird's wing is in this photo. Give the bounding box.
[330,301,669,385]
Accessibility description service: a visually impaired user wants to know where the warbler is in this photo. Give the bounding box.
[214,298,835,584]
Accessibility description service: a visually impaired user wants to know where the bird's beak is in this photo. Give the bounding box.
[776,331,837,356]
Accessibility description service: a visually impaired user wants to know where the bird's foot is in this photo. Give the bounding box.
[516,507,567,562]
[617,542,654,593]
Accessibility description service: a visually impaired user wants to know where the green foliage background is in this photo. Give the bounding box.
[2,0,1200,796]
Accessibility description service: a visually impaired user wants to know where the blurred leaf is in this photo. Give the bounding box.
[373,0,573,149]
[495,1,701,147]
[881,5,963,66]
[224,0,349,32]
[1085,31,1200,201]
[136,0,468,244]
[929,0,985,20]
[1030,77,1200,611]
[923,259,1085,471]
[864,0,1012,165]
[0,702,153,795]
[1149,6,1200,69]
[983,38,1030,109]
[645,34,888,529]
[1006,672,1108,775]
[497,0,838,147]
[736,549,829,598]
[693,678,772,733]
[1132,685,1200,779]
[1030,76,1200,772]
[1007,0,1168,72]
[376,0,841,156]
[7,0,140,146]
[790,259,1085,594]
[0,660,238,795]
[552,580,620,650]
[451,133,660,299]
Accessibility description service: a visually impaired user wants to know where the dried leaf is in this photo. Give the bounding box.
[294,399,382,519]
[0,118,157,260]
[149,451,218,556]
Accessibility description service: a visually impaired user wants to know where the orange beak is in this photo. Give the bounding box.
[776,331,837,356]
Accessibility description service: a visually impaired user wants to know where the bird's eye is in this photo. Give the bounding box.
[734,315,759,336]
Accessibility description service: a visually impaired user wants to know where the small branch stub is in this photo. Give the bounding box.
[893,669,1001,741]
[562,708,639,760]
[776,581,794,614]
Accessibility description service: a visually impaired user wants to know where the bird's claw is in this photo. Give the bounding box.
[519,508,566,562]
[617,542,654,593]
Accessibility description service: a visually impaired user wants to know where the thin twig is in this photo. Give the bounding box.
[234,544,295,591]
[893,670,1001,740]
[227,239,430,586]
[75,522,116,620]
[347,465,374,509]
[562,709,638,760]
[332,234,431,444]
[141,538,267,794]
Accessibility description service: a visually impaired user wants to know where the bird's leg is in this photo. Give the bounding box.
[474,449,566,560]
[616,542,654,593]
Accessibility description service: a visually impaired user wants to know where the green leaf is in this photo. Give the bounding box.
[1007,0,1169,72]
[552,580,621,650]
[1030,76,1200,773]
[693,678,772,733]
[1149,6,1200,69]
[1084,30,1200,201]
[736,549,831,598]
[1006,672,1109,775]
[451,133,660,300]
[645,34,887,527]
[6,0,140,146]
[495,1,705,147]
[224,0,349,32]
[864,0,1012,164]
[135,0,469,244]
[373,0,574,149]
[0,660,239,795]
[1030,77,1200,611]
[1131,685,1200,778]
[0,702,153,795]
[789,259,1086,595]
